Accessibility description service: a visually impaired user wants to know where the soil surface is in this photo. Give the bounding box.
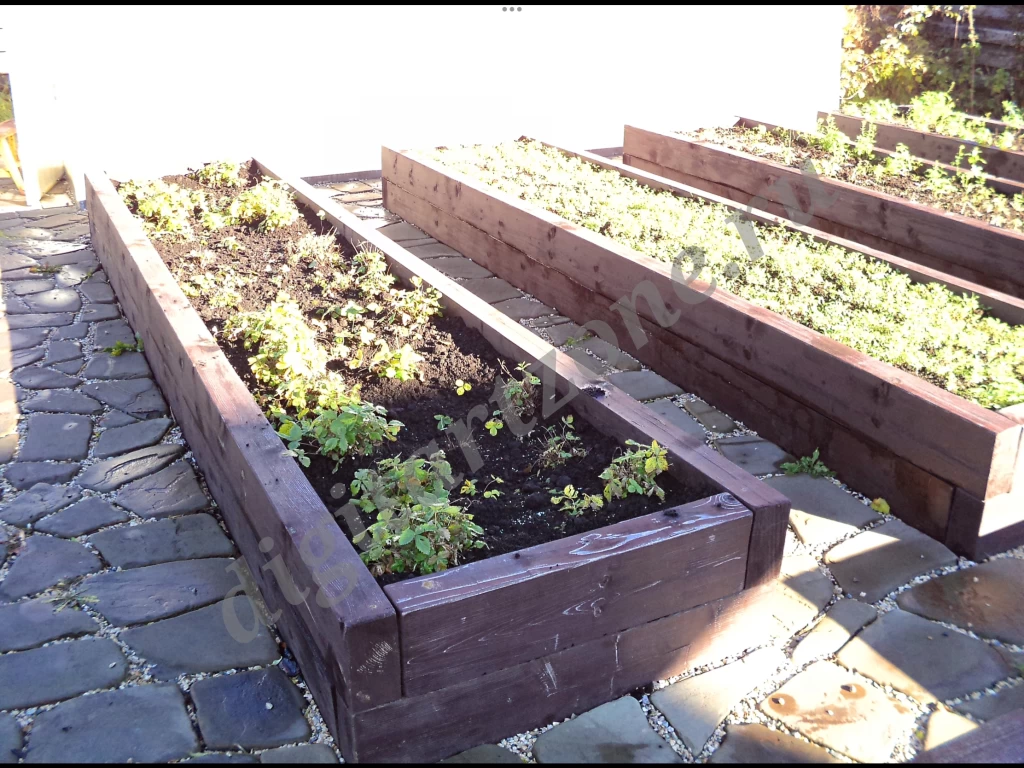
[682,126,1023,231]
[129,162,707,583]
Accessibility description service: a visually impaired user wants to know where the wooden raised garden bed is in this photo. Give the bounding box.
[381,140,1024,559]
[621,124,1024,301]
[85,159,787,762]
[820,110,1024,184]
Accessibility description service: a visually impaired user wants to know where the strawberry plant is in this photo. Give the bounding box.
[351,452,485,576]
[600,439,669,502]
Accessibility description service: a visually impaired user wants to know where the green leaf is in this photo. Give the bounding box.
[415,535,432,555]
[398,528,416,546]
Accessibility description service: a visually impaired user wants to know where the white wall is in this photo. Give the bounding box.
[6,5,843,181]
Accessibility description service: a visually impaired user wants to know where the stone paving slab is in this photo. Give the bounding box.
[81,378,168,419]
[533,696,681,763]
[460,277,524,304]
[258,744,340,763]
[837,609,1012,703]
[492,297,560,322]
[18,413,92,462]
[791,599,877,667]
[3,461,81,489]
[77,443,184,492]
[191,668,311,750]
[0,482,82,527]
[825,519,958,603]
[11,366,81,389]
[541,322,590,347]
[606,370,683,402]
[651,647,786,752]
[88,513,235,569]
[0,714,21,764]
[765,474,879,546]
[7,327,48,350]
[954,682,1024,721]
[765,553,835,638]
[91,319,134,349]
[760,661,916,762]
[441,745,524,764]
[33,497,129,537]
[895,558,1024,645]
[121,596,279,679]
[94,417,171,459]
[0,637,128,709]
[0,535,101,600]
[51,322,89,340]
[0,434,14,464]
[922,708,978,751]
[427,256,493,279]
[715,436,794,476]
[378,221,429,242]
[709,723,840,764]
[683,399,738,434]
[7,313,76,330]
[115,459,209,518]
[44,339,83,364]
[80,557,238,626]
[405,242,464,259]
[82,351,151,380]
[23,684,197,763]
[0,597,99,652]
[646,398,706,440]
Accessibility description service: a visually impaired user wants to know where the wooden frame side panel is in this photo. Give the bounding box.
[85,173,402,719]
[386,495,751,696]
[351,584,769,763]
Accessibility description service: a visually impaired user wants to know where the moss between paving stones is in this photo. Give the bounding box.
[428,141,1024,409]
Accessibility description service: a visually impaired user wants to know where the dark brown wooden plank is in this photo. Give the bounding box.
[912,708,1024,763]
[558,139,1024,325]
[946,485,1024,559]
[382,179,954,545]
[623,125,1024,296]
[382,146,1022,502]
[350,584,769,763]
[257,156,789,591]
[822,110,1024,184]
[385,495,751,696]
[85,172,402,721]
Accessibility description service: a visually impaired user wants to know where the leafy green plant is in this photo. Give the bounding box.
[288,233,338,266]
[781,448,835,479]
[193,160,244,188]
[351,452,485,576]
[852,121,878,160]
[484,411,504,436]
[104,335,144,356]
[388,276,443,336]
[551,484,604,516]
[599,439,669,502]
[28,265,62,275]
[276,403,402,471]
[119,179,204,238]
[435,414,454,432]
[230,179,299,232]
[369,341,424,381]
[870,497,891,514]
[460,479,477,496]
[455,379,472,396]
[499,361,540,418]
[537,415,587,469]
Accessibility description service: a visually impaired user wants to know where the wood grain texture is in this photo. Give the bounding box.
[912,708,1024,763]
[386,495,751,696]
[382,146,1022,503]
[623,125,1024,300]
[85,173,402,726]
[946,486,1024,559]
[350,584,770,763]
[257,157,789,590]
[821,110,1024,184]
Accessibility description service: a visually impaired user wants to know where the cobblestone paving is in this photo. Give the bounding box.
[328,180,1024,764]
[0,209,340,763]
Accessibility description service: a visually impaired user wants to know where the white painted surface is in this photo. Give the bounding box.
[5,5,842,180]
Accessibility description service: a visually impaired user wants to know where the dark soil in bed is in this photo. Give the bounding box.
[131,162,708,584]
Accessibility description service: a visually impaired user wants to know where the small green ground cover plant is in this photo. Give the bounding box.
[781,448,835,479]
[429,140,1024,409]
[848,91,1024,151]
